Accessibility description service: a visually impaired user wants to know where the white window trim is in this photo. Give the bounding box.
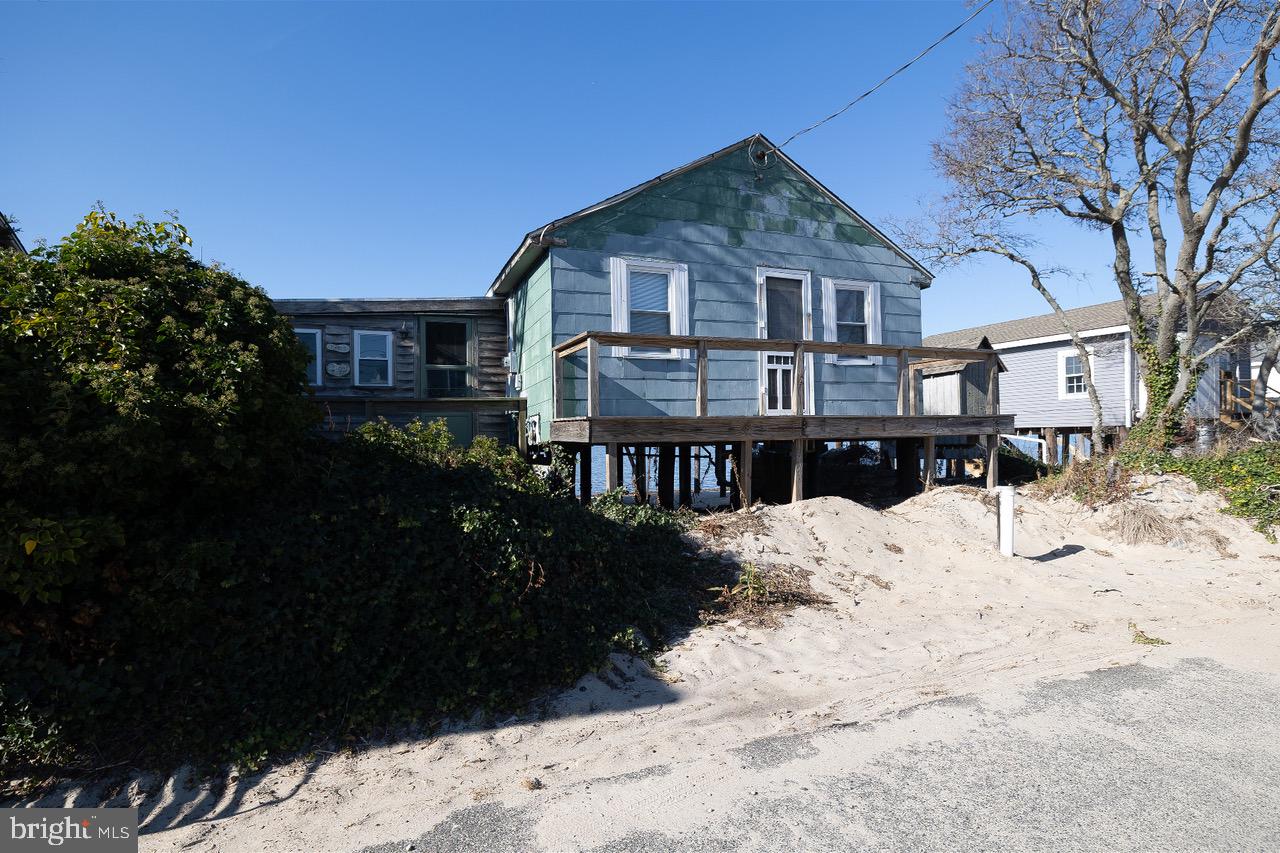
[294,327,323,386]
[756,266,815,415]
[1057,347,1095,401]
[820,278,882,365]
[609,256,690,359]
[353,329,395,388]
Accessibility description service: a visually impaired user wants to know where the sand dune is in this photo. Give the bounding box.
[26,477,1280,852]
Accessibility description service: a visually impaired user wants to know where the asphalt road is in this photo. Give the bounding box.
[362,658,1280,852]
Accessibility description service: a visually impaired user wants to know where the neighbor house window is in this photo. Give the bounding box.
[609,256,689,357]
[354,330,394,387]
[1058,348,1092,399]
[294,327,322,386]
[821,278,881,364]
[422,318,472,397]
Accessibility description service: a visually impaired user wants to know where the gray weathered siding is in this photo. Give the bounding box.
[275,301,511,441]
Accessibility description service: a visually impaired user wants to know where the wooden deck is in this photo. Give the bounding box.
[550,332,1010,505]
[550,414,1012,444]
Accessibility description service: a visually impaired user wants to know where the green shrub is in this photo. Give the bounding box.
[1121,443,1280,537]
[0,214,706,775]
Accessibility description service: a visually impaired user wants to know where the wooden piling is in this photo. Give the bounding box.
[790,438,805,503]
[634,445,648,505]
[1043,427,1058,466]
[658,445,675,509]
[678,444,693,507]
[578,444,592,505]
[923,435,937,491]
[715,444,727,496]
[895,438,919,496]
[985,434,999,489]
[605,443,620,492]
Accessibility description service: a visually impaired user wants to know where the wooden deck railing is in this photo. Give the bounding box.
[1220,370,1277,420]
[552,331,1001,420]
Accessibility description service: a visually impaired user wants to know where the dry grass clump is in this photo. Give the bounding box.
[1105,501,1180,545]
[703,562,832,628]
[695,508,768,544]
[1031,457,1134,507]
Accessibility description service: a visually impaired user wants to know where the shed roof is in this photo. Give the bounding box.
[485,133,932,298]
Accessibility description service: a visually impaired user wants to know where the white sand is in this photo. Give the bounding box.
[30,477,1280,851]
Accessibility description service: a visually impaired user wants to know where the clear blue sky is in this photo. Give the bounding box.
[4,1,1122,336]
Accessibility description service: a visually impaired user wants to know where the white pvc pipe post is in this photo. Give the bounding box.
[996,485,1015,557]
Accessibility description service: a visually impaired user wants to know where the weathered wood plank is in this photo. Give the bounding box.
[985,434,999,489]
[987,354,1000,415]
[737,440,753,508]
[896,349,909,415]
[792,343,806,416]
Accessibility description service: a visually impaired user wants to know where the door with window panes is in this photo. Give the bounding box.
[420,317,473,397]
[760,275,806,414]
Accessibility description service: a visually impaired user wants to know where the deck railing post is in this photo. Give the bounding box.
[896,349,909,415]
[587,337,600,418]
[987,354,1000,415]
[553,351,562,419]
[790,438,805,502]
[792,342,806,415]
[907,359,919,416]
[696,341,709,417]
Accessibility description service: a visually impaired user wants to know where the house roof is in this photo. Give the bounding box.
[922,297,1153,348]
[274,297,502,315]
[485,133,932,298]
[0,212,25,254]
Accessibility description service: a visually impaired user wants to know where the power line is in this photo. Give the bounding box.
[764,0,996,156]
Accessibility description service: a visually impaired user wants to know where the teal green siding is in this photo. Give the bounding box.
[546,146,923,421]
[510,255,554,442]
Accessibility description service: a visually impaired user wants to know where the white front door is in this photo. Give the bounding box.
[758,270,810,415]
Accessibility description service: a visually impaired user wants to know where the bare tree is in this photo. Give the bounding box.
[900,200,1107,447]
[935,0,1280,445]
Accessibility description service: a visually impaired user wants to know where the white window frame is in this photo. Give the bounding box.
[353,329,395,388]
[609,256,690,359]
[820,278,882,365]
[293,327,323,386]
[756,266,815,415]
[1057,347,1094,401]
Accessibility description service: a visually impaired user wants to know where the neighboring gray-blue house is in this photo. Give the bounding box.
[924,297,1251,460]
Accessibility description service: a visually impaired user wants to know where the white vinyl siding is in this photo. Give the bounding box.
[821,278,881,364]
[293,327,322,386]
[608,256,689,358]
[354,330,394,387]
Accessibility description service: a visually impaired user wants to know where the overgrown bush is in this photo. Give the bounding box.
[1121,443,1280,536]
[1,214,705,776]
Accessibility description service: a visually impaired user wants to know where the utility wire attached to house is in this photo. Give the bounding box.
[758,0,996,159]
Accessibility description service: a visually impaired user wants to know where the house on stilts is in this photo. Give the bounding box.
[276,134,1013,505]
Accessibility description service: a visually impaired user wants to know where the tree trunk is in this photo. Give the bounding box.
[1255,335,1280,418]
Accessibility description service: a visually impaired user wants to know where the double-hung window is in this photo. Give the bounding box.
[820,278,881,364]
[421,318,472,397]
[1059,349,1090,399]
[609,257,690,357]
[294,327,322,386]
[354,330,394,387]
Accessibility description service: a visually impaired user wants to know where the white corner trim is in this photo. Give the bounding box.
[1056,346,1095,402]
[820,277,882,365]
[608,256,690,359]
[353,329,395,387]
[993,324,1129,351]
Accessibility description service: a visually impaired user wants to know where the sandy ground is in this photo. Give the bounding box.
[19,476,1280,851]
